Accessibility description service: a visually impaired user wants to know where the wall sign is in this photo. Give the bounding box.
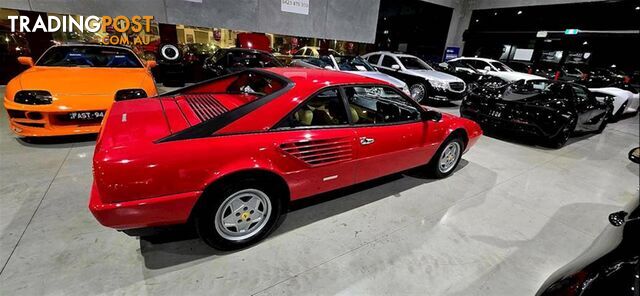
[281,0,309,15]
[443,47,460,61]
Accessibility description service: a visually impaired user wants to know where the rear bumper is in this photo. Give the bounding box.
[460,107,556,138]
[89,181,201,230]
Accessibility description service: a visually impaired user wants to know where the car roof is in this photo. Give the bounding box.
[454,57,500,63]
[262,67,389,86]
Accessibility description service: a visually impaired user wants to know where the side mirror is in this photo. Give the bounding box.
[18,56,34,67]
[438,62,449,68]
[629,147,640,164]
[421,109,442,122]
[391,64,401,70]
[484,66,491,71]
[324,65,334,70]
[146,60,157,69]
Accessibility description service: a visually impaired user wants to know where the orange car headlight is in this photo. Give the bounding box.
[15,90,52,105]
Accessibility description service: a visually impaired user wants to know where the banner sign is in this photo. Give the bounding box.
[444,47,460,61]
[281,0,309,15]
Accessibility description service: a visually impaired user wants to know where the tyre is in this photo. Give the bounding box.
[426,137,464,178]
[409,83,427,103]
[544,116,576,148]
[195,179,283,250]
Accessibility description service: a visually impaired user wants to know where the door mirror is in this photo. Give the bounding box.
[18,56,34,67]
[391,64,401,70]
[484,66,492,71]
[324,65,334,70]
[146,60,157,69]
[421,109,442,122]
[629,147,640,164]
[438,62,449,68]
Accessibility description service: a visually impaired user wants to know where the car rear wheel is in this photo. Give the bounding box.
[195,179,282,250]
[410,83,427,103]
[426,137,464,178]
[544,116,576,148]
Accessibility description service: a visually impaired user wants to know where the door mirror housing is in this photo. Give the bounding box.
[146,60,157,69]
[421,109,442,122]
[391,64,401,70]
[18,56,34,67]
[438,62,449,68]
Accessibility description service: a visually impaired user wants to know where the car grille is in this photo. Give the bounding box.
[184,94,228,122]
[279,138,353,167]
[449,82,465,92]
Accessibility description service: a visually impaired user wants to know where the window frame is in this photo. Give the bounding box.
[380,55,400,69]
[272,83,425,131]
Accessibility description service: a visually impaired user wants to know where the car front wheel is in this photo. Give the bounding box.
[195,179,282,250]
[426,137,464,178]
[410,83,427,103]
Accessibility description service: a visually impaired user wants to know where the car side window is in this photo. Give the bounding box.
[571,85,590,103]
[294,48,305,56]
[381,55,397,68]
[343,86,420,125]
[277,88,349,128]
[367,54,381,65]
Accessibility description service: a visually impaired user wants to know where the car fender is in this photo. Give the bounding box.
[200,154,288,195]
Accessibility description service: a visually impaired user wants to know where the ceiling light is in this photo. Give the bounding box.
[636,6,640,10]
[475,19,479,22]
[517,10,523,15]
[582,41,588,45]
[494,12,498,16]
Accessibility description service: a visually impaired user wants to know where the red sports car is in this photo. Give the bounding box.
[89,68,482,250]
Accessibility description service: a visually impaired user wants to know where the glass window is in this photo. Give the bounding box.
[367,54,381,65]
[571,85,589,102]
[303,48,312,56]
[37,45,142,68]
[397,56,433,70]
[490,61,513,72]
[343,86,420,124]
[334,56,375,71]
[279,88,349,128]
[381,55,398,68]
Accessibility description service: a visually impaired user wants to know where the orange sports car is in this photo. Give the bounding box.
[3,44,158,137]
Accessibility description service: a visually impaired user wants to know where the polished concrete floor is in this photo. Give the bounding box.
[1,85,639,295]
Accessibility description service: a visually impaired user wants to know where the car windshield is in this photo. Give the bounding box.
[490,61,513,72]
[216,50,284,68]
[334,56,375,71]
[36,46,142,68]
[398,56,433,70]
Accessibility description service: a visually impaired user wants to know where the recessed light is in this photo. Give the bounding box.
[475,19,479,22]
[517,10,523,15]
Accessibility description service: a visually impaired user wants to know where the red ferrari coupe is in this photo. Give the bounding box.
[89,68,482,250]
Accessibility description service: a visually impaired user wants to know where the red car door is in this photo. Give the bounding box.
[271,88,358,200]
[342,85,434,183]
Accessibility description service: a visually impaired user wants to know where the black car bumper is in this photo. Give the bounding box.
[429,88,467,101]
[460,106,560,138]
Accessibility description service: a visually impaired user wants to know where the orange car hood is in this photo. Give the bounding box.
[18,67,150,96]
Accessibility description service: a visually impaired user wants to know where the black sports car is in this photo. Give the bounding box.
[536,147,640,296]
[460,79,613,148]
[203,48,284,79]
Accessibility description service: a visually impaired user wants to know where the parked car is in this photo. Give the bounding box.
[203,48,284,79]
[363,51,467,103]
[290,55,410,95]
[89,68,482,250]
[536,147,639,296]
[449,57,545,82]
[434,59,484,84]
[292,46,341,58]
[590,84,640,120]
[460,79,613,148]
[3,43,158,137]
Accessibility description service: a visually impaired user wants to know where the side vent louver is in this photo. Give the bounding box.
[184,94,228,122]
[280,138,353,166]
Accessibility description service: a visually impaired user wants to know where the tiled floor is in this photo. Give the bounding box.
[1,85,638,295]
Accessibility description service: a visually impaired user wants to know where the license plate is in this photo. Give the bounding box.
[68,111,105,121]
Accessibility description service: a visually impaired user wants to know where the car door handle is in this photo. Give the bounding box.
[360,137,375,145]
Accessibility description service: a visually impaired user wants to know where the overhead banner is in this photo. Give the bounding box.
[281,0,309,15]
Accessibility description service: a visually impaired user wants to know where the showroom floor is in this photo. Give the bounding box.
[1,85,638,295]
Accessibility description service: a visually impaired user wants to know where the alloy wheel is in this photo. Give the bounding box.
[438,141,461,173]
[214,188,272,241]
[410,84,426,102]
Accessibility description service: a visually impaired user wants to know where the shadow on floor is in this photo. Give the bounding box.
[480,127,596,151]
[138,160,470,270]
[16,134,97,147]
